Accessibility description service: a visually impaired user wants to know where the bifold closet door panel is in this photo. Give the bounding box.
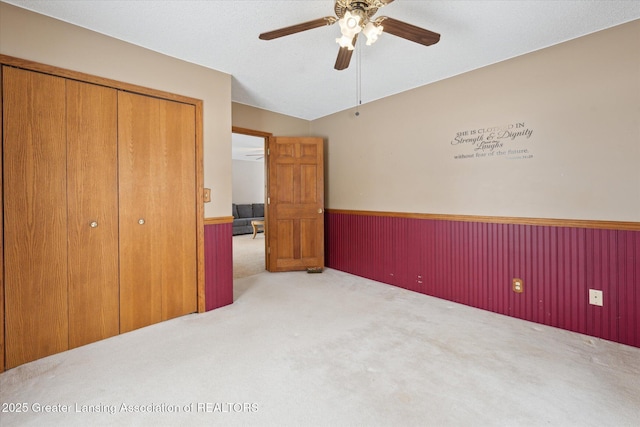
[118,91,162,332]
[159,99,197,322]
[3,66,69,368]
[66,80,119,349]
[118,92,197,333]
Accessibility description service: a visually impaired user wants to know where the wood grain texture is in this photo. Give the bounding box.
[2,56,206,369]
[326,209,640,231]
[378,17,440,46]
[335,45,355,71]
[195,101,205,313]
[259,17,336,40]
[158,98,197,322]
[204,216,234,225]
[118,91,160,332]
[3,54,206,316]
[232,126,273,138]
[0,55,201,106]
[267,137,324,271]
[3,66,69,368]
[118,92,197,332]
[66,80,120,349]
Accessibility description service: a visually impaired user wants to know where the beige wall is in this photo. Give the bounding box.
[3,2,637,222]
[0,2,232,218]
[232,103,310,136]
[232,160,264,204]
[311,20,640,222]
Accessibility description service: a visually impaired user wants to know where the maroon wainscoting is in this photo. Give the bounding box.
[326,212,639,348]
[204,222,233,311]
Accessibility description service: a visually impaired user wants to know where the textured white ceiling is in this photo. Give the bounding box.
[5,0,640,120]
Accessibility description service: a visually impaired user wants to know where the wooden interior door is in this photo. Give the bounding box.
[118,91,197,332]
[66,80,119,348]
[266,137,325,272]
[3,66,69,368]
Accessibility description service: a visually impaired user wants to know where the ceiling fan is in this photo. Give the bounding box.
[259,0,440,70]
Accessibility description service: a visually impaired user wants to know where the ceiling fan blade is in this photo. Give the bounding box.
[335,34,359,70]
[334,46,353,70]
[378,17,440,46]
[259,17,337,40]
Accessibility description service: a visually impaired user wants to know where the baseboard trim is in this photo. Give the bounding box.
[325,209,640,231]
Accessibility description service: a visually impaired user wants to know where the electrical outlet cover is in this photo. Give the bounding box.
[589,289,603,306]
[512,278,523,293]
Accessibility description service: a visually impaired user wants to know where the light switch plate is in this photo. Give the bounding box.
[589,289,603,306]
[203,188,211,203]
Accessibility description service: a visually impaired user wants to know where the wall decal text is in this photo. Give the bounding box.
[451,122,535,160]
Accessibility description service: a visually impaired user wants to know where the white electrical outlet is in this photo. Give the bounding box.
[589,289,603,306]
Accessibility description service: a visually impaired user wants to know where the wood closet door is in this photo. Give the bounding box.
[66,80,119,348]
[118,91,197,333]
[3,66,68,368]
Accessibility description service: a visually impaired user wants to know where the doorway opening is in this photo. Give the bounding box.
[231,128,270,279]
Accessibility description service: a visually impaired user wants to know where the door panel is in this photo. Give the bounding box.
[301,165,318,203]
[267,137,324,271]
[158,99,197,321]
[276,220,295,259]
[118,91,161,332]
[66,80,119,349]
[300,219,318,258]
[3,67,69,368]
[118,92,196,332]
[276,164,294,203]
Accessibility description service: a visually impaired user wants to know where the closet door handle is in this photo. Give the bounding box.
[90,221,98,228]
[138,218,145,225]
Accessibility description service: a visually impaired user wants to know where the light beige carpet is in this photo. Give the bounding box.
[1,268,639,426]
[233,233,265,279]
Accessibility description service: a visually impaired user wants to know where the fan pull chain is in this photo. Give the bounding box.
[355,38,362,117]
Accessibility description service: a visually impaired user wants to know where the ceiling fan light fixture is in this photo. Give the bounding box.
[336,34,356,50]
[259,0,441,71]
[346,15,359,30]
[363,21,383,45]
[338,11,362,38]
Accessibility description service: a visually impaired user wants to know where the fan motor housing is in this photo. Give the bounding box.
[334,0,384,19]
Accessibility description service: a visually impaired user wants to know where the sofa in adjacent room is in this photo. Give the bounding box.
[232,203,264,236]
